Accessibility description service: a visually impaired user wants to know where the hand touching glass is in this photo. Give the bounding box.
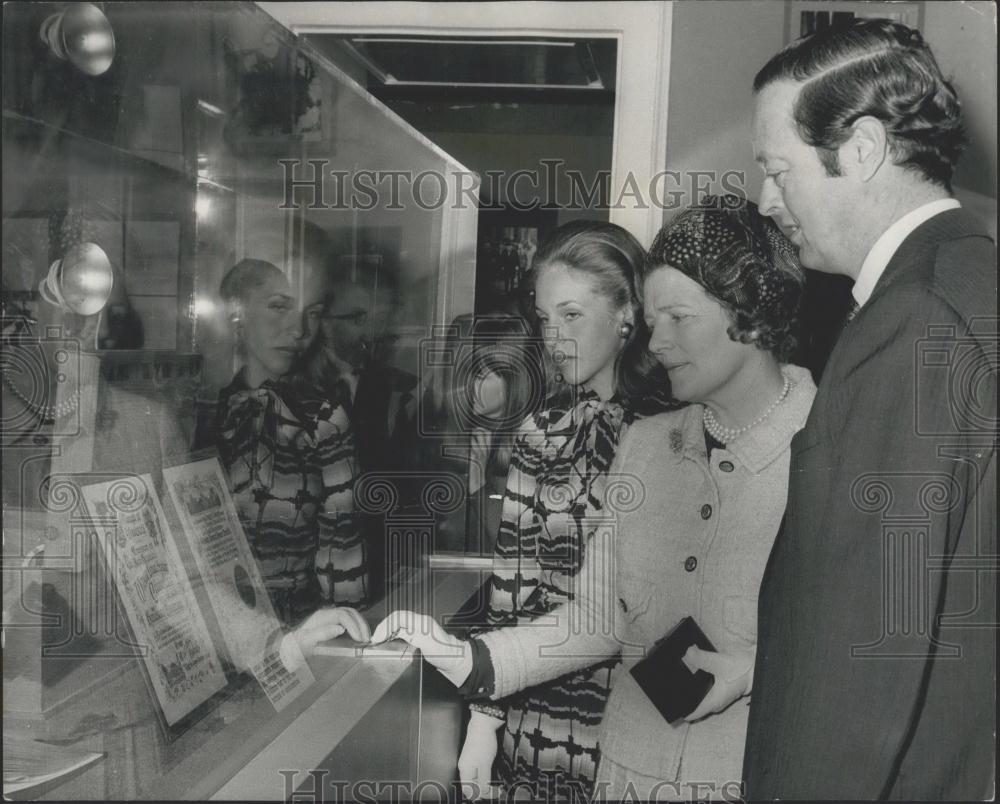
[369,610,473,687]
[280,606,372,672]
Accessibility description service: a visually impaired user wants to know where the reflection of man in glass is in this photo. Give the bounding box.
[297,277,422,598]
[302,281,374,399]
[299,279,420,476]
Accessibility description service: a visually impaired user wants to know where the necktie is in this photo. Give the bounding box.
[846,299,860,323]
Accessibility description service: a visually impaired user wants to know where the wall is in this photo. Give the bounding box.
[303,40,616,226]
[663,1,787,223]
[258,1,674,246]
[664,0,998,225]
[386,107,614,227]
[923,0,997,199]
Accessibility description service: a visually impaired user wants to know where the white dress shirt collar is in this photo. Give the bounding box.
[853,198,961,308]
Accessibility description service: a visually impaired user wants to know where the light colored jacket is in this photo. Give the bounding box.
[477,364,816,788]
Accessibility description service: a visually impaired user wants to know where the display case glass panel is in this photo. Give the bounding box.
[2,2,480,798]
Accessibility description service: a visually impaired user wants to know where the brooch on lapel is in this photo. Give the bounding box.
[669,428,684,454]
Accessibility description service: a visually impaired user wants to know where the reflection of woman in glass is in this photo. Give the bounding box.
[215,259,368,625]
[428,311,542,554]
[458,222,679,800]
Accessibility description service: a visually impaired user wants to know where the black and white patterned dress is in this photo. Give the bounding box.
[216,369,369,624]
[470,388,676,798]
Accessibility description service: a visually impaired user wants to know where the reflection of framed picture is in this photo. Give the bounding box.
[125,219,180,296]
[786,1,923,42]
[475,207,558,313]
[130,296,179,349]
[223,43,326,155]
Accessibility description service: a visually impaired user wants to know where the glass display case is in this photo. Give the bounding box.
[2,2,484,798]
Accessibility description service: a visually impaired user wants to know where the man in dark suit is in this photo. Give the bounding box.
[299,278,424,599]
[744,19,996,800]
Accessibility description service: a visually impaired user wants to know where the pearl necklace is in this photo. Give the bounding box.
[1,366,81,422]
[703,375,792,444]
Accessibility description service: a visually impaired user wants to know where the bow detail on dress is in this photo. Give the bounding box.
[218,373,319,494]
[534,391,627,569]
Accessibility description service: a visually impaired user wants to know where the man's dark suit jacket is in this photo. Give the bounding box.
[744,208,997,800]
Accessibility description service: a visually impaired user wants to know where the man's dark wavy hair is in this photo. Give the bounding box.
[753,18,966,190]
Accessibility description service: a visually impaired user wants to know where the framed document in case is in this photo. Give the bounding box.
[162,457,314,711]
[79,475,227,727]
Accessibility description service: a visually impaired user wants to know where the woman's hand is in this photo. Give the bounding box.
[682,645,756,722]
[279,606,371,672]
[458,710,503,800]
[369,610,473,687]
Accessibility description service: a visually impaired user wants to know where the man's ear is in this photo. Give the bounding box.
[842,115,889,182]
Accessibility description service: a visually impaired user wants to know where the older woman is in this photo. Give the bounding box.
[215,258,368,624]
[371,199,816,800]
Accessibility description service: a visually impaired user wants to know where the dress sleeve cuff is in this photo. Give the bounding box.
[457,637,496,699]
[469,700,507,722]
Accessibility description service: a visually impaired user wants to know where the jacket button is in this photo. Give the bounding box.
[700,503,712,519]
[719,461,734,472]
[684,556,698,572]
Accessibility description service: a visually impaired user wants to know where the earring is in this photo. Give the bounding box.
[619,321,634,339]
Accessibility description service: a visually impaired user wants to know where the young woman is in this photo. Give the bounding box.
[450,222,678,800]
[215,259,368,624]
[372,200,816,800]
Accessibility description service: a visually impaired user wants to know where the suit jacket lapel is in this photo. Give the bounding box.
[866,208,992,310]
